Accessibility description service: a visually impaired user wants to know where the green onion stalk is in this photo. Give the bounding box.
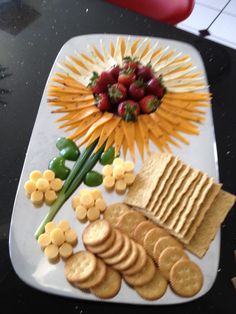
[34,140,105,239]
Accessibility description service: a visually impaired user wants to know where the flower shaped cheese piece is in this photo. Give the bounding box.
[37,220,77,263]
[102,157,136,193]
[73,188,107,223]
[24,170,63,206]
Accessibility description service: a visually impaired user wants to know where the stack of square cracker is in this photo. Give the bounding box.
[125,153,235,258]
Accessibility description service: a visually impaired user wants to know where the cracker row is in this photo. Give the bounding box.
[124,152,236,258]
[81,216,204,299]
[83,219,147,277]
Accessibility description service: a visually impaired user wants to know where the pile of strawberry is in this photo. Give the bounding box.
[89,57,165,121]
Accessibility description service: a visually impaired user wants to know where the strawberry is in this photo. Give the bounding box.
[118,68,136,87]
[108,83,127,104]
[129,80,146,101]
[118,100,140,121]
[139,95,160,113]
[96,93,112,112]
[146,76,165,98]
[89,71,115,94]
[136,64,154,81]
[123,56,139,72]
[108,65,120,81]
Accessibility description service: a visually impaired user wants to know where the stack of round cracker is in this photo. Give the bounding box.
[64,249,121,299]
[82,217,169,300]
[104,204,203,299]
[132,218,204,298]
[66,205,203,300]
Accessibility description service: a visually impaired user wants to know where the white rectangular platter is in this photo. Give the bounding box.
[9,34,219,305]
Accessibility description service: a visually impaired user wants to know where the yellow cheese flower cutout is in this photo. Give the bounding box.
[48,37,210,161]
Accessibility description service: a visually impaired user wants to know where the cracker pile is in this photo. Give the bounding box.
[78,217,203,299]
[125,153,236,258]
[65,251,121,299]
[81,219,168,300]
[114,209,203,298]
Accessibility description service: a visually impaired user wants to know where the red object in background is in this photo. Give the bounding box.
[106,0,195,25]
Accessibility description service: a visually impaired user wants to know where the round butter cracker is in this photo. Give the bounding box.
[64,251,96,283]
[113,240,139,272]
[123,243,148,276]
[124,256,156,286]
[153,235,182,264]
[116,211,146,238]
[86,229,116,254]
[133,221,156,245]
[143,227,168,257]
[103,203,130,227]
[90,267,121,299]
[83,220,111,246]
[75,258,106,289]
[135,269,168,300]
[104,234,131,265]
[98,229,124,259]
[158,246,188,280]
[170,259,203,297]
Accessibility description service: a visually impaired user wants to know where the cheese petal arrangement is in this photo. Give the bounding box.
[48,37,210,160]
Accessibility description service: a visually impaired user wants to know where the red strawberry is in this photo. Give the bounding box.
[146,77,165,98]
[96,93,112,112]
[139,95,160,113]
[123,56,139,72]
[89,71,115,94]
[129,80,146,101]
[136,65,154,81]
[108,83,127,104]
[108,65,120,81]
[118,100,140,121]
[118,69,136,87]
